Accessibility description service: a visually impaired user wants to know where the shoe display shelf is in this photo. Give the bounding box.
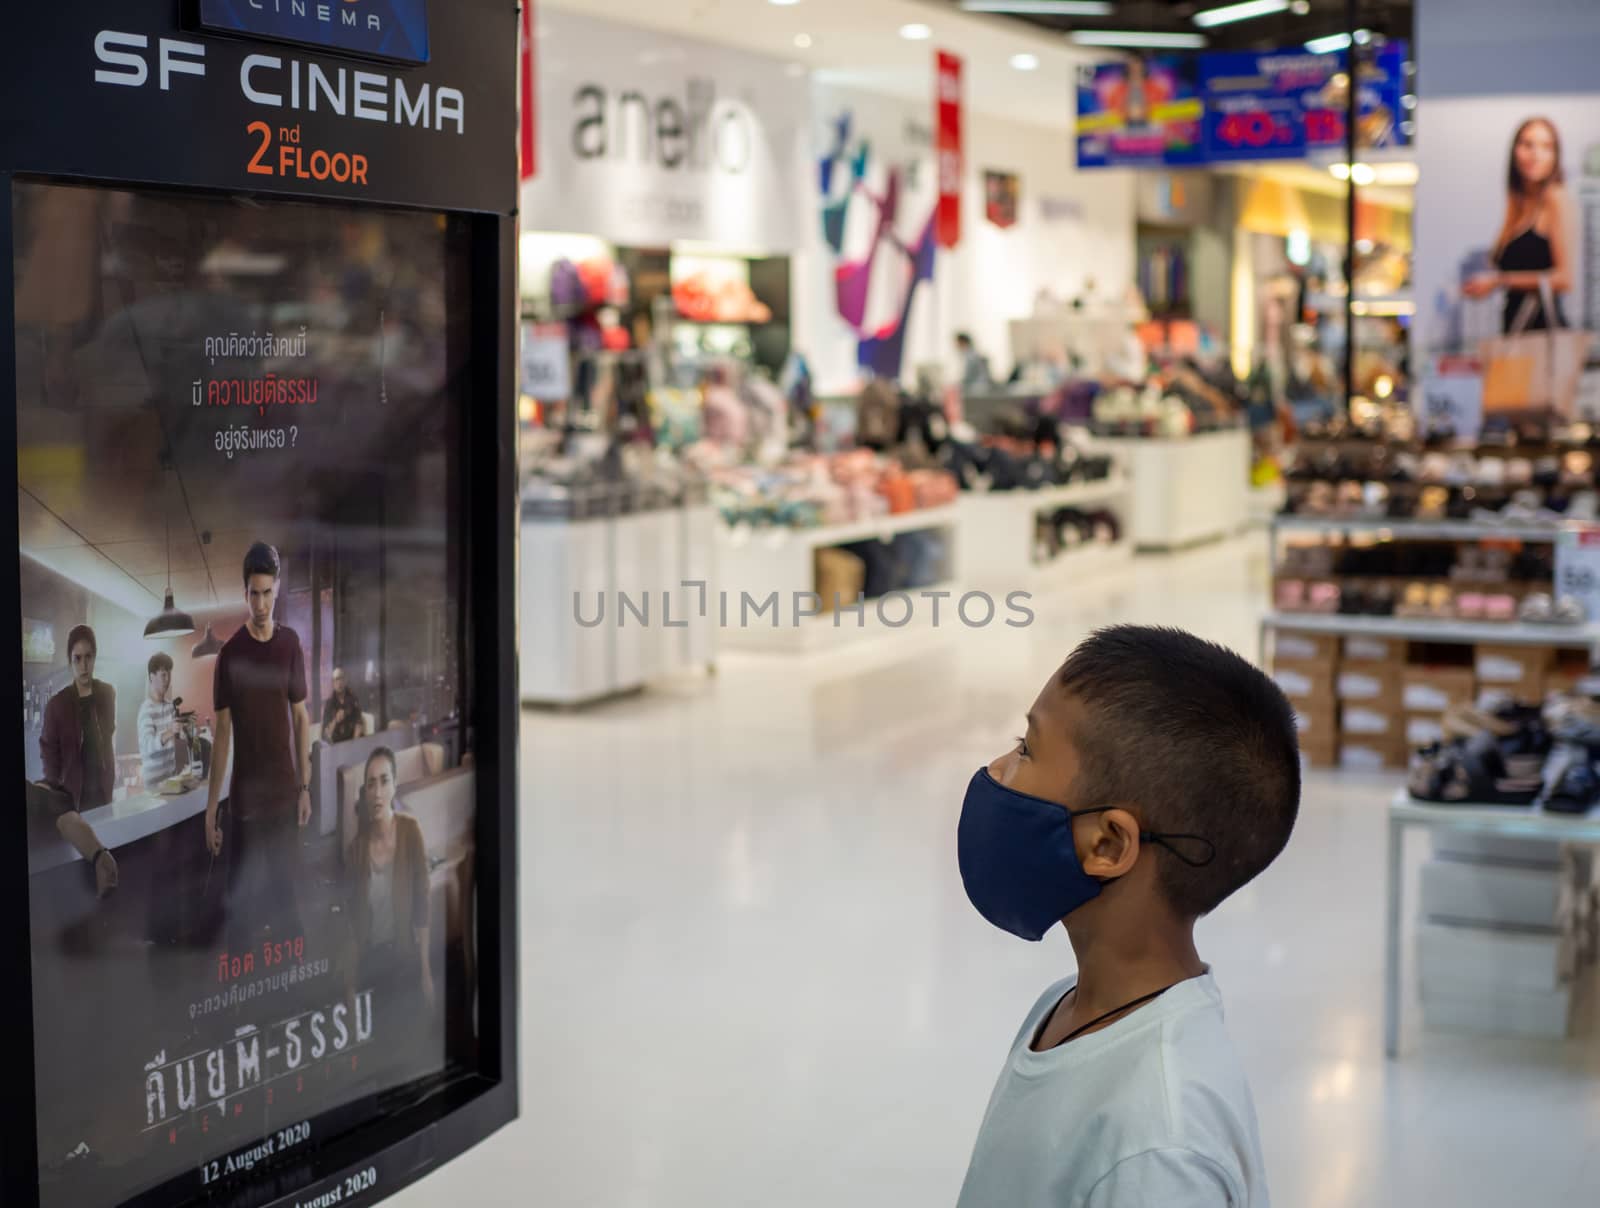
[1272,514,1575,543]
[1383,791,1600,1057]
[715,504,963,654]
[956,473,1133,584]
[1093,428,1252,550]
[521,486,718,706]
[1263,611,1600,656]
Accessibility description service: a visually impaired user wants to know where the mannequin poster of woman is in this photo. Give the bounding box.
[1462,118,1576,333]
[1414,97,1600,421]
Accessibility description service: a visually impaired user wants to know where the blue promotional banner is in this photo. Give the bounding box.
[1076,57,1206,169]
[1201,49,1336,161]
[196,0,431,65]
[1078,42,1409,168]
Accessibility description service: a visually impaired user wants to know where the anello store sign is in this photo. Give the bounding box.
[525,8,805,251]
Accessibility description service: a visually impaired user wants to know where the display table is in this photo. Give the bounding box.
[715,505,961,654]
[1095,429,1251,550]
[1383,792,1600,1057]
[520,500,717,705]
[955,475,1132,584]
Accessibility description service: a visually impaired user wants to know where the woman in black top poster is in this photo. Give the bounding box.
[1464,117,1576,332]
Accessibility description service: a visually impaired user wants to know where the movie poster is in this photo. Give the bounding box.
[15,180,480,1208]
[1414,96,1600,424]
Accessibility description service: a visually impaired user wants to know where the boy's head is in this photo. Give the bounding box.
[147,651,174,701]
[992,625,1300,922]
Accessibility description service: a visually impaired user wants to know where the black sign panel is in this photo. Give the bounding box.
[1,0,510,214]
[193,0,432,66]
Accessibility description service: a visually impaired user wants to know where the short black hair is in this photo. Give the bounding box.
[955,331,974,348]
[147,652,174,676]
[242,541,280,586]
[1057,625,1301,918]
[66,624,96,660]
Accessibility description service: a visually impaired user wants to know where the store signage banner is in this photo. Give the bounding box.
[1076,57,1206,169]
[520,0,536,181]
[1078,43,1408,168]
[5,0,510,212]
[1413,95,1600,419]
[521,8,806,251]
[936,51,964,249]
[195,0,431,65]
[985,170,1019,229]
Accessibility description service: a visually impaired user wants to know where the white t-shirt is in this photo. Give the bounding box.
[956,972,1268,1208]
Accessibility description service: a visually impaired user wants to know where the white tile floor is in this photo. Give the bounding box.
[397,535,1600,1207]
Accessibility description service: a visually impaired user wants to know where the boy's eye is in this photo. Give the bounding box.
[1014,736,1030,758]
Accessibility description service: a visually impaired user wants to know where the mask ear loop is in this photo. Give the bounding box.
[1141,831,1217,867]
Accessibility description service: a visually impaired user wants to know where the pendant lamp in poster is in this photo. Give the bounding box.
[936,51,963,249]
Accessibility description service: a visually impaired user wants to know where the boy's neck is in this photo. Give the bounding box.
[1063,909,1206,1019]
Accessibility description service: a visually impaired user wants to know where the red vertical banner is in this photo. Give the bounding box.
[935,50,963,249]
[519,1,537,181]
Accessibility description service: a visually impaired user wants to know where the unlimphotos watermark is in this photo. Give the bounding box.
[574,581,1035,630]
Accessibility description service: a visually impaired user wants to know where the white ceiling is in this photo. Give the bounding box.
[541,0,1106,129]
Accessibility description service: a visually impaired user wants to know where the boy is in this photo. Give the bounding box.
[138,650,180,787]
[956,625,1300,1206]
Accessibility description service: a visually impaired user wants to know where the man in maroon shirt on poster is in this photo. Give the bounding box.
[204,541,313,942]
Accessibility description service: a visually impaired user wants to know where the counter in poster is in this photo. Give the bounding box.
[28,783,212,875]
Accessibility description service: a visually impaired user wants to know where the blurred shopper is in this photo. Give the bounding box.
[955,626,1300,1206]
[955,331,994,393]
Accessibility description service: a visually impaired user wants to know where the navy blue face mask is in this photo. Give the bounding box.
[957,767,1216,942]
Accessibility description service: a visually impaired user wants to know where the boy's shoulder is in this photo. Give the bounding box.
[1012,974,1253,1149]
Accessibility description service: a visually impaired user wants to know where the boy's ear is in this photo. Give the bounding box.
[1078,807,1143,880]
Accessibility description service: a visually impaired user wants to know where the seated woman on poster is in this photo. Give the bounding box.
[346,747,435,1023]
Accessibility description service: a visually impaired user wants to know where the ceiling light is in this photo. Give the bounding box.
[768,0,802,5]
[958,1,1112,14]
[1193,0,1291,29]
[1350,163,1376,186]
[899,23,932,40]
[1328,162,1350,181]
[1304,31,1362,54]
[1010,53,1040,71]
[1290,0,1310,12]
[1072,30,1207,49]
[793,32,812,48]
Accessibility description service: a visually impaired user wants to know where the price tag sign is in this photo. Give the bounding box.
[1556,528,1600,622]
[521,322,571,402]
[1417,366,1483,441]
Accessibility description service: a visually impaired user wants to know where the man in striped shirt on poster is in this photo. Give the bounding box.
[138,650,180,788]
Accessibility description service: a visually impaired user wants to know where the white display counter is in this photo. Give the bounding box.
[1096,428,1251,550]
[520,502,717,706]
[956,475,1132,585]
[715,506,962,654]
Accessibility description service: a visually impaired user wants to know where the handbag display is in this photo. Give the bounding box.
[1479,276,1593,415]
